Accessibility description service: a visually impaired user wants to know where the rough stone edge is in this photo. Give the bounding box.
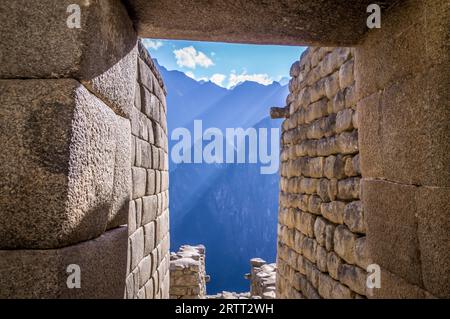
[137,39,167,95]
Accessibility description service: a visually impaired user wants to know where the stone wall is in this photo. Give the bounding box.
[125,41,170,299]
[276,46,368,299]
[354,0,449,299]
[169,245,208,299]
[246,258,276,299]
[0,1,169,299]
[276,0,449,299]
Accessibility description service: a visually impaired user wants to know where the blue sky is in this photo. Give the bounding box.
[142,39,305,89]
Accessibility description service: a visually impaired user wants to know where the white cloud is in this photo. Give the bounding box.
[210,73,226,87]
[227,71,273,88]
[185,71,196,79]
[142,39,163,50]
[174,46,214,69]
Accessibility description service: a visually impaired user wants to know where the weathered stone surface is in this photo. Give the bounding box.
[324,155,345,179]
[132,167,147,199]
[320,201,345,224]
[326,252,343,280]
[0,79,125,249]
[170,245,207,299]
[367,268,430,299]
[130,227,145,270]
[354,236,371,269]
[107,116,132,229]
[343,201,365,234]
[128,0,392,46]
[337,177,360,200]
[0,0,138,117]
[337,264,366,296]
[362,179,422,286]
[339,59,354,89]
[0,226,128,298]
[143,222,156,256]
[334,225,357,264]
[357,8,450,187]
[335,109,353,133]
[142,195,157,225]
[416,187,450,298]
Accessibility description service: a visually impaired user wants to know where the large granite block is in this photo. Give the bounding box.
[0,226,128,299]
[362,179,422,286]
[0,0,137,117]
[0,79,129,249]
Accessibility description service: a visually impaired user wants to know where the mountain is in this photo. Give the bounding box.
[156,61,287,293]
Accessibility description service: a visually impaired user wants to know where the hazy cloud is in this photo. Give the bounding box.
[227,71,273,88]
[210,74,226,87]
[142,39,163,50]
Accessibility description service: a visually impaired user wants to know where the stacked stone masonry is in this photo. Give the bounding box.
[277,46,369,299]
[0,0,170,298]
[246,258,276,299]
[170,245,208,299]
[125,41,170,299]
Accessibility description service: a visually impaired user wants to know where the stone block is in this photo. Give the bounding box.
[339,59,354,89]
[332,91,345,113]
[0,0,138,117]
[325,223,336,252]
[145,278,155,299]
[324,155,345,179]
[296,211,316,237]
[130,227,145,270]
[313,217,327,246]
[367,268,430,299]
[107,116,132,230]
[338,263,366,296]
[144,222,156,255]
[140,140,153,169]
[331,282,354,299]
[335,108,353,133]
[135,198,143,228]
[147,169,156,195]
[320,201,345,224]
[316,244,328,272]
[354,236,371,269]
[324,72,340,99]
[307,195,322,215]
[317,178,337,201]
[416,187,450,298]
[128,201,137,236]
[138,255,152,288]
[309,78,326,103]
[343,201,365,234]
[326,252,342,280]
[301,237,317,263]
[142,195,158,225]
[344,154,360,177]
[362,179,422,286]
[343,85,357,108]
[305,98,328,123]
[337,177,360,200]
[0,226,128,298]
[334,225,357,264]
[0,79,123,249]
[132,167,147,199]
[336,130,358,154]
[358,70,449,187]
